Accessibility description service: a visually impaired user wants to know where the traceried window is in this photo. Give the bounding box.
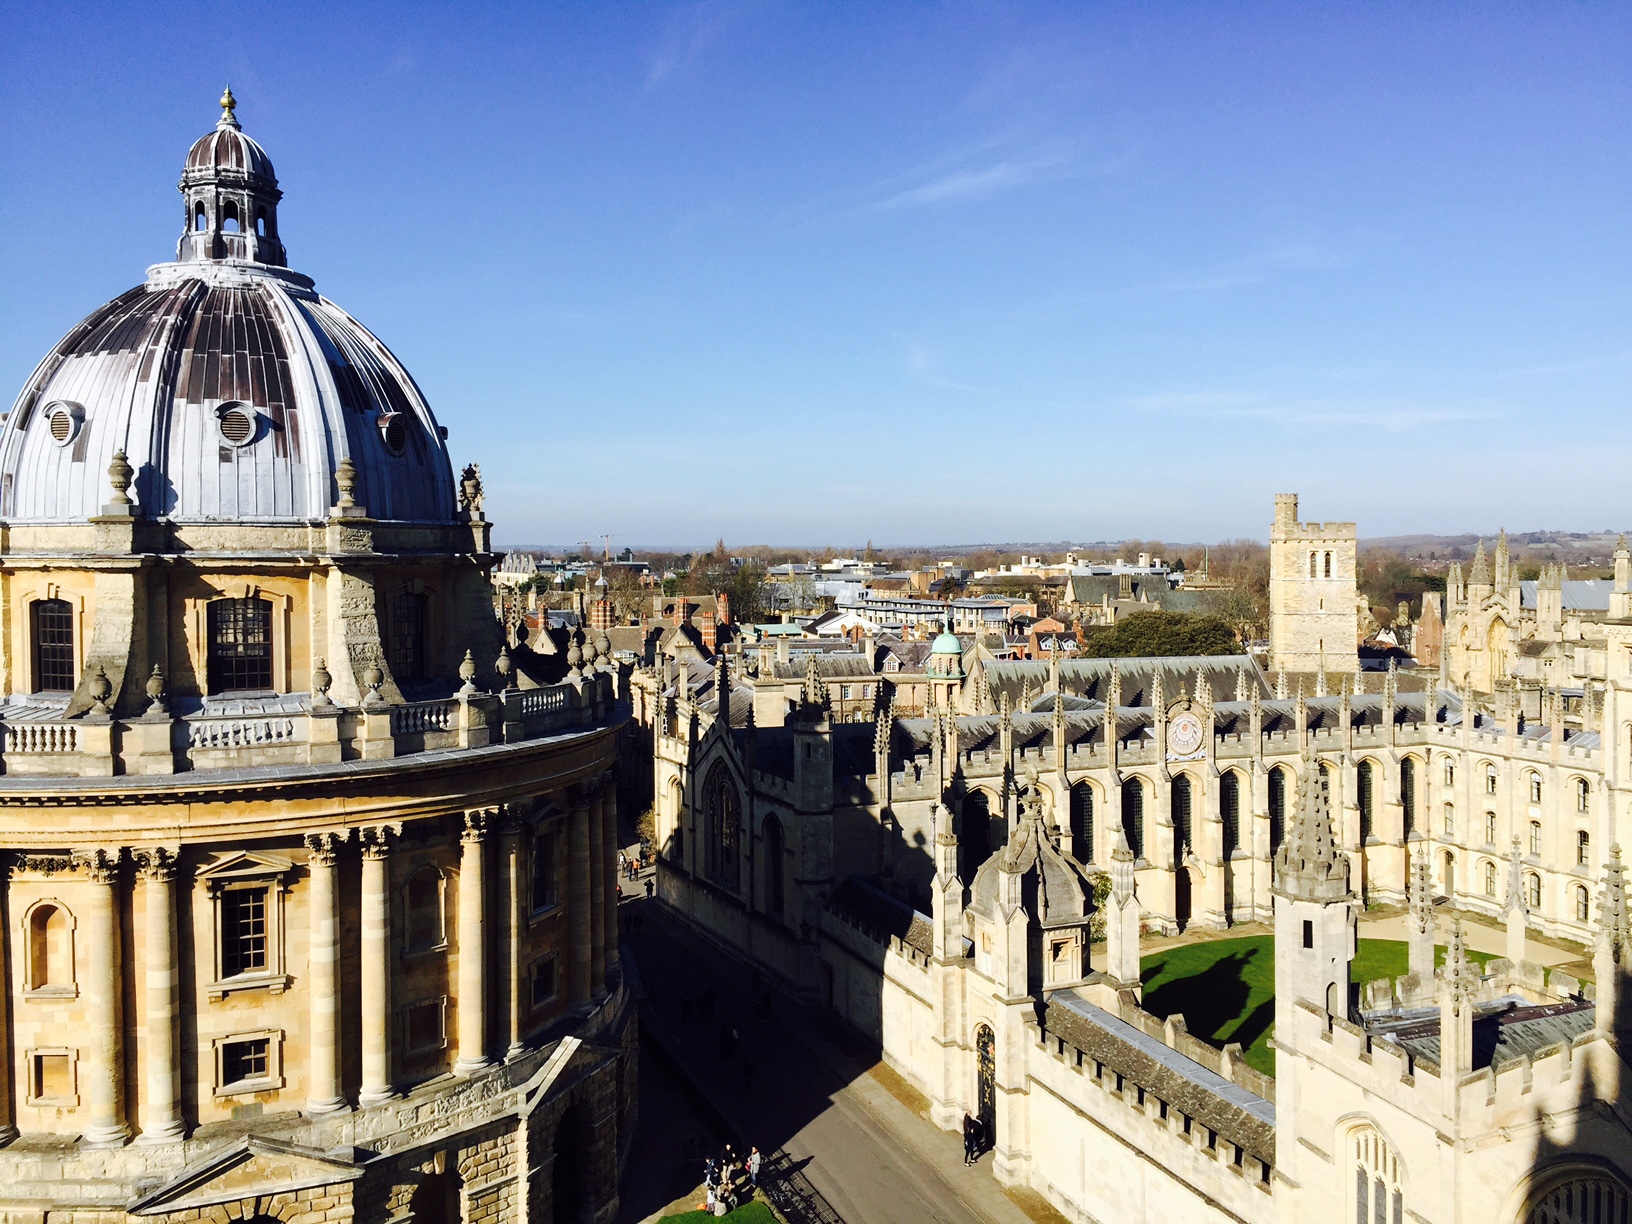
[1400,757,1418,837]
[1171,775,1193,864]
[30,598,75,692]
[1220,772,1241,857]
[1268,767,1287,854]
[1070,783,1094,864]
[389,592,428,681]
[1351,1127,1403,1224]
[208,597,273,693]
[1525,1174,1632,1224]
[1122,778,1145,861]
[221,887,268,978]
[702,763,741,891]
[1357,760,1375,842]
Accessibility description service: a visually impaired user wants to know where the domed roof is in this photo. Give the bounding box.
[969,784,1094,928]
[185,89,276,181]
[931,627,962,654]
[0,93,457,526]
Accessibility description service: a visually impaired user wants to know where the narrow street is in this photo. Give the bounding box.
[619,885,1048,1224]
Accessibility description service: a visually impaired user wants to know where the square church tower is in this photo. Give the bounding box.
[1269,492,1359,675]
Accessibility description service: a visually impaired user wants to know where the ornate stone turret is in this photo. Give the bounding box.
[1494,527,1511,591]
[1468,540,1491,596]
[1104,825,1142,993]
[1273,747,1356,1021]
[1439,919,1477,1113]
[1407,844,1436,980]
[1592,844,1628,1041]
[1502,835,1529,965]
[176,87,288,266]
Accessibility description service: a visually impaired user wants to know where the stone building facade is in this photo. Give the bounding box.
[1270,492,1360,677]
[0,94,633,1224]
[645,651,1632,1222]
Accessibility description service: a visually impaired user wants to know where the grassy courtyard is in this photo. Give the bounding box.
[660,1202,779,1224]
[1138,935,1495,1079]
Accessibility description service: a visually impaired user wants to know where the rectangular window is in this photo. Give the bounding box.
[389,593,427,681]
[1303,920,1314,949]
[532,956,558,1008]
[222,1038,269,1086]
[30,599,74,692]
[1578,830,1590,866]
[30,1052,72,1102]
[221,887,268,977]
[208,598,273,693]
[531,829,559,911]
[405,999,445,1054]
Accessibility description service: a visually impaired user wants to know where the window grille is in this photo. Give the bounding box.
[208,598,273,692]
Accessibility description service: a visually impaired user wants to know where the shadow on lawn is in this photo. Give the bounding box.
[1141,950,1261,1046]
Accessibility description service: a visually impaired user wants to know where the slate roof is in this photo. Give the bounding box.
[1368,997,1596,1071]
[1519,580,1613,613]
[827,875,933,956]
[979,655,1267,712]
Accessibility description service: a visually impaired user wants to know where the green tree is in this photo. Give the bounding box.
[1079,610,1239,658]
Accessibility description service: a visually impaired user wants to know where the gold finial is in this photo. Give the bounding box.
[219,84,237,124]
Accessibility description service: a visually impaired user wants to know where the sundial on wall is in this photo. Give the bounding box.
[1167,710,1205,760]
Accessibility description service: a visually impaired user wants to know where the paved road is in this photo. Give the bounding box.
[623,894,1038,1224]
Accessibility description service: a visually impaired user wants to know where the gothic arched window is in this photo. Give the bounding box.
[1524,1172,1632,1224]
[1357,760,1375,842]
[1070,782,1094,864]
[1171,775,1193,864]
[1350,1126,1403,1224]
[1400,757,1418,837]
[1220,771,1240,858]
[1268,767,1287,854]
[702,764,741,892]
[1122,779,1145,861]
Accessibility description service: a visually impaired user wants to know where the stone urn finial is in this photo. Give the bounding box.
[582,632,599,668]
[496,645,514,691]
[107,450,135,507]
[566,635,584,681]
[458,649,478,696]
[89,665,114,716]
[335,458,359,511]
[144,663,167,715]
[361,664,385,707]
[311,658,333,708]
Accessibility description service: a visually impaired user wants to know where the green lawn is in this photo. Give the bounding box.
[660,1202,778,1224]
[1139,936,1494,1080]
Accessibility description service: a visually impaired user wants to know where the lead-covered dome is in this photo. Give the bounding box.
[0,91,457,525]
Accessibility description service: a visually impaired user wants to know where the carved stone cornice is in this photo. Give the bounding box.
[11,852,71,876]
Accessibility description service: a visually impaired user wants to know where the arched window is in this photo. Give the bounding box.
[1357,760,1375,842]
[208,597,273,693]
[1576,778,1590,813]
[1171,775,1193,864]
[1529,773,1543,804]
[1530,820,1542,857]
[1485,764,1498,795]
[194,202,207,231]
[389,592,428,681]
[1268,766,1287,854]
[221,201,240,233]
[1486,812,1497,845]
[1350,1126,1403,1224]
[1577,885,1591,922]
[1069,782,1094,864]
[405,867,445,953]
[1220,771,1241,858]
[1482,860,1497,896]
[763,816,785,918]
[30,598,75,693]
[1577,830,1590,866]
[1526,871,1542,909]
[702,764,741,891]
[254,208,267,237]
[1309,552,1318,579]
[1324,551,1333,579]
[1443,804,1455,837]
[1524,1172,1632,1224]
[24,902,73,992]
[1443,759,1455,787]
[1400,757,1418,837]
[1122,778,1145,861]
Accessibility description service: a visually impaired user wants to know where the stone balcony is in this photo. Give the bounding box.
[0,669,618,779]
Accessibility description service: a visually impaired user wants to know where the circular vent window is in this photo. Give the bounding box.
[216,403,257,447]
[379,413,407,455]
[43,401,83,446]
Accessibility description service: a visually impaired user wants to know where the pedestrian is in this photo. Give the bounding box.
[748,1147,762,1188]
[962,1112,977,1166]
[618,849,627,877]
[645,878,655,899]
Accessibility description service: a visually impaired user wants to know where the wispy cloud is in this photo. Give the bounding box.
[647,1,743,88]
[903,342,977,393]
[1127,391,1504,432]
[1149,237,1356,294]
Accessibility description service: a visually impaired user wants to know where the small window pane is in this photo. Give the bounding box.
[31,599,74,692]
[222,888,267,977]
[223,1038,269,1085]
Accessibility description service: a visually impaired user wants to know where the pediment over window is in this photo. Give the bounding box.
[195,851,294,894]
[129,1135,360,1214]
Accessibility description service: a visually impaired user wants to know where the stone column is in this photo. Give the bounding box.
[305,832,347,1114]
[79,848,129,1146]
[359,827,398,1105]
[603,783,621,977]
[568,796,592,1006]
[456,811,492,1074]
[500,815,526,1059]
[0,863,14,1145]
[136,849,183,1143]
[589,787,607,996]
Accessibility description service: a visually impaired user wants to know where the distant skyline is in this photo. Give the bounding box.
[3,3,1629,546]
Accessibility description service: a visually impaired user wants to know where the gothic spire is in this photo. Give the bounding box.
[1469,539,1490,586]
[1273,747,1350,903]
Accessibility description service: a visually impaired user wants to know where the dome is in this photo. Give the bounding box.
[0,92,457,526]
[931,628,962,655]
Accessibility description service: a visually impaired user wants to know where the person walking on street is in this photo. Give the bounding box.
[645,877,654,898]
[748,1147,763,1188]
[962,1112,978,1166]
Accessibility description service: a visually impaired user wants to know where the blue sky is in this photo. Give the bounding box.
[2,3,1629,548]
